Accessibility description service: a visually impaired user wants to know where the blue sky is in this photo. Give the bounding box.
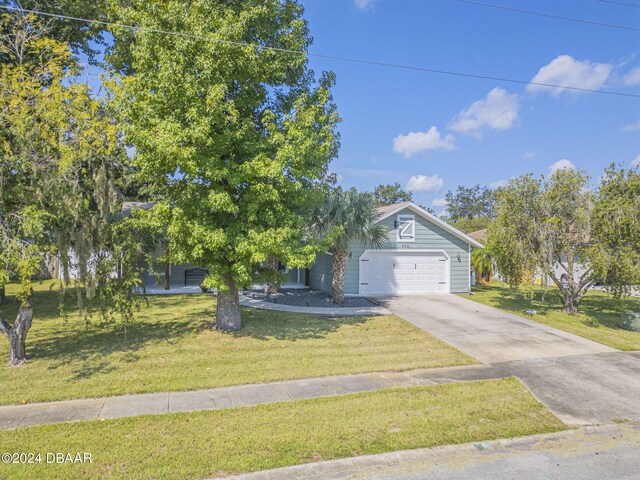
[301,0,640,212]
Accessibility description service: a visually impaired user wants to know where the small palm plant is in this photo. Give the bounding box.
[312,188,387,303]
[471,247,494,284]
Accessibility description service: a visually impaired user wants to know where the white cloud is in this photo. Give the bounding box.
[632,154,640,169]
[622,120,640,133]
[393,126,455,158]
[449,88,519,137]
[406,174,444,193]
[354,0,375,10]
[523,151,537,160]
[527,55,612,96]
[489,179,508,189]
[431,197,448,207]
[549,159,576,173]
[623,66,640,86]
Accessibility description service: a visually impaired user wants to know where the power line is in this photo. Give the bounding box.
[597,0,640,9]
[458,0,640,32]
[1,4,639,99]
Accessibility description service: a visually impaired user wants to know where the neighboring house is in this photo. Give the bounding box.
[466,228,590,288]
[467,229,487,245]
[60,201,483,295]
[310,202,483,296]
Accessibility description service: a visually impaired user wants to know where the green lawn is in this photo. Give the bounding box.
[0,282,474,405]
[465,283,640,350]
[0,378,565,480]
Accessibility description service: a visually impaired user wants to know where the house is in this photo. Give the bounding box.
[466,228,591,289]
[309,202,483,296]
[64,201,482,295]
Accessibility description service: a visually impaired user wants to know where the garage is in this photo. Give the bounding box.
[358,250,450,296]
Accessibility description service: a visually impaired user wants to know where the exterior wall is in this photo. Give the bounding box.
[309,252,333,294]
[342,207,471,295]
[140,262,205,287]
[283,268,305,285]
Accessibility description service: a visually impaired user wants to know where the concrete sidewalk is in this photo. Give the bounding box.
[0,364,504,430]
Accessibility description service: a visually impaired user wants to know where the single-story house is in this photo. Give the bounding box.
[63,201,483,296]
[309,202,483,296]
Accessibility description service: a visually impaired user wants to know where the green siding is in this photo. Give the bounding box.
[311,207,471,296]
[309,252,333,294]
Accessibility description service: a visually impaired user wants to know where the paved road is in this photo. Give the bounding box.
[379,294,615,363]
[218,422,640,480]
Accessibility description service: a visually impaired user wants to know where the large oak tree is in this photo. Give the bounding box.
[107,0,340,331]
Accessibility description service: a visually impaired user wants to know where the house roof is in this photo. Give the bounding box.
[375,202,484,249]
[375,201,413,219]
[467,229,488,243]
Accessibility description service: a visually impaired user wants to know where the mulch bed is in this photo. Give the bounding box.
[245,289,377,308]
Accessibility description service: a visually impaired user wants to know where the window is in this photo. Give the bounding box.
[396,214,415,243]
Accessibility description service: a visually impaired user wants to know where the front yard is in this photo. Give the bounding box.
[466,283,640,350]
[0,282,474,405]
[0,378,565,480]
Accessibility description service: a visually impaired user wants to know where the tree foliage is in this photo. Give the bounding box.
[106,0,340,331]
[0,11,142,365]
[444,184,496,221]
[311,188,386,303]
[471,248,494,284]
[487,167,640,314]
[372,183,412,206]
[0,0,107,63]
[590,164,640,296]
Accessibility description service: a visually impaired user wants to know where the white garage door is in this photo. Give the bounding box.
[358,251,449,296]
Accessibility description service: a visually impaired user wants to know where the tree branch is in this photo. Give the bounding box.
[0,312,12,339]
[547,270,565,292]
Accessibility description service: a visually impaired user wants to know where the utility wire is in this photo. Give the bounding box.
[597,0,640,9]
[458,0,640,32]
[2,4,639,99]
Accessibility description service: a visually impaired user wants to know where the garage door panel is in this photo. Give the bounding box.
[359,251,450,296]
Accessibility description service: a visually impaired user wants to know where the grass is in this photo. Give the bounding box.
[0,281,475,405]
[0,378,565,480]
[465,283,640,350]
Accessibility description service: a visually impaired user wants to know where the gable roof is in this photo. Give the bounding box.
[375,202,484,249]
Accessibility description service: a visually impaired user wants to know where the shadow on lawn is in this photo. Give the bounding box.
[236,308,368,341]
[6,291,214,380]
[3,287,370,378]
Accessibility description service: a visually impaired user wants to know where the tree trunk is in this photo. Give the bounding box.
[264,256,280,294]
[164,261,170,290]
[164,245,171,290]
[0,297,34,367]
[215,278,241,332]
[0,285,5,305]
[331,247,347,304]
[562,291,579,315]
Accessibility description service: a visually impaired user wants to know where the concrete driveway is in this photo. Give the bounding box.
[380,294,640,425]
[380,294,616,363]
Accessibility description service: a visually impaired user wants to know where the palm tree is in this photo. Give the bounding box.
[471,247,494,284]
[312,188,387,303]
